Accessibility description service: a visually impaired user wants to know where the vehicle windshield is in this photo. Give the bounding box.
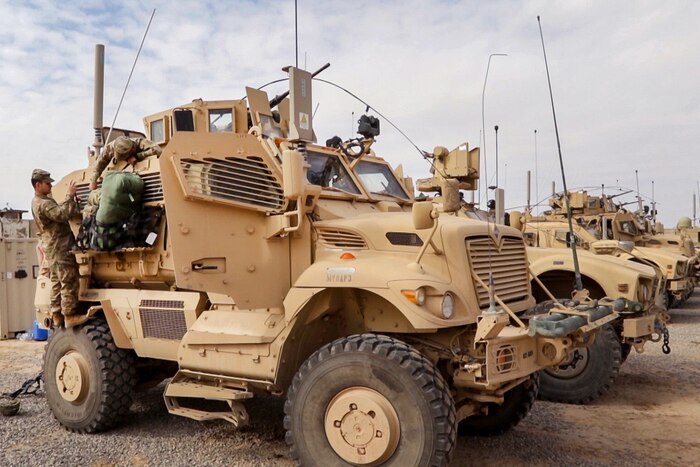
[354,160,409,200]
[306,151,361,194]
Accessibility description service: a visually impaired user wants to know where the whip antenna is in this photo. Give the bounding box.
[537,15,582,291]
[104,9,156,148]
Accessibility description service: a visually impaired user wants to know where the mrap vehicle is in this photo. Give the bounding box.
[36,45,614,466]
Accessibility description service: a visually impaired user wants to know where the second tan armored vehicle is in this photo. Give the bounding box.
[416,156,667,405]
[35,49,615,466]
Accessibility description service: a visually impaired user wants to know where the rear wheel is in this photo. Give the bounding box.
[538,324,621,404]
[284,334,456,466]
[44,319,137,432]
[457,373,539,437]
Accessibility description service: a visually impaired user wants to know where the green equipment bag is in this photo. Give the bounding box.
[95,172,145,225]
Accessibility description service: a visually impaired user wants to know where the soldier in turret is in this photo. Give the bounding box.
[89,135,161,190]
[31,169,80,327]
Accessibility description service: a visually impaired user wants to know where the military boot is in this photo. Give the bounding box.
[64,314,86,328]
[51,312,64,328]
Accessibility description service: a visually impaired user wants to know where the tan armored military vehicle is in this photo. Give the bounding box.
[35,48,616,466]
[538,191,694,307]
[416,159,668,405]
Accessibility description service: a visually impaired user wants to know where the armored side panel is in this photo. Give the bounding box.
[160,131,292,309]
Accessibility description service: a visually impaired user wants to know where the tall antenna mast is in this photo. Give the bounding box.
[294,0,299,67]
[104,9,156,148]
[635,169,643,214]
[537,16,582,291]
[534,129,538,212]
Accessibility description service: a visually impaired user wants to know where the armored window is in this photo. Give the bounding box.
[209,109,234,133]
[554,230,583,247]
[306,152,361,194]
[618,220,639,235]
[150,119,165,143]
[174,109,195,132]
[523,232,537,247]
[355,160,409,200]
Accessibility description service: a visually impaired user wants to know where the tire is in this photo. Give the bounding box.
[44,318,137,433]
[284,333,456,467]
[620,343,632,364]
[457,373,539,437]
[538,324,621,404]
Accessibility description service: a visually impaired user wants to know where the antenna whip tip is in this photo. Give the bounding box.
[537,15,541,21]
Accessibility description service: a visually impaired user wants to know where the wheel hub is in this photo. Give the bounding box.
[55,350,89,403]
[325,386,400,466]
[545,348,589,378]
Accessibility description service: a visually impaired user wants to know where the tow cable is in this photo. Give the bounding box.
[3,372,43,399]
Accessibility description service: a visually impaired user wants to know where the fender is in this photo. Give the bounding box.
[528,248,655,300]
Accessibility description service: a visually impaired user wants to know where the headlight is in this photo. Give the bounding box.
[441,293,455,319]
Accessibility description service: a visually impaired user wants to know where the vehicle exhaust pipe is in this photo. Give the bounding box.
[93,44,105,150]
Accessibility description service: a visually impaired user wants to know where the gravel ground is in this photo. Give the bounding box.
[1,294,699,467]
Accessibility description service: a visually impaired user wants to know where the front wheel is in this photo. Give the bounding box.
[457,373,539,437]
[44,319,137,432]
[284,334,456,467]
[538,324,621,404]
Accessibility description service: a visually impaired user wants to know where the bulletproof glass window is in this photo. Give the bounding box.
[554,230,583,247]
[354,160,409,200]
[618,220,639,235]
[174,110,195,132]
[523,232,537,247]
[209,109,234,133]
[306,151,361,194]
[150,119,165,143]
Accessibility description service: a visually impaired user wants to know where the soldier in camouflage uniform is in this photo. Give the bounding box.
[31,169,79,327]
[89,135,161,190]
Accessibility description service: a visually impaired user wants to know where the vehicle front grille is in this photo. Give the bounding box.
[316,228,368,249]
[466,235,530,308]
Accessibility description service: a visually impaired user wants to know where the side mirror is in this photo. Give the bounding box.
[282,149,304,200]
[618,240,635,253]
[413,201,435,230]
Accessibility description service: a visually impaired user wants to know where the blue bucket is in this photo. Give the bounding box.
[33,320,48,341]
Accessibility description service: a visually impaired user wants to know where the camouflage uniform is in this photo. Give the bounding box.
[31,172,79,317]
[90,135,161,186]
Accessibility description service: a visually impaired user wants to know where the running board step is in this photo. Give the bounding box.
[164,372,253,427]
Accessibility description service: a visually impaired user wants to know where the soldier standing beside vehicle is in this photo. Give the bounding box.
[89,135,161,190]
[31,169,80,327]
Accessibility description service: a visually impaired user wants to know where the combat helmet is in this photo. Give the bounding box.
[113,136,136,160]
[677,216,692,229]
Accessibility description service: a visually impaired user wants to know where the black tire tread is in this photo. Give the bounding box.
[458,373,539,437]
[284,333,456,467]
[44,319,137,433]
[538,324,621,404]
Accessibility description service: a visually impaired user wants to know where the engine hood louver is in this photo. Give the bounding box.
[316,228,368,249]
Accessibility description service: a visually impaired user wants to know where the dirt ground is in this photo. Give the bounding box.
[1,294,699,466]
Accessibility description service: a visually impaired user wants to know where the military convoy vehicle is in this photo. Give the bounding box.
[539,190,695,306]
[34,46,617,466]
[416,158,669,405]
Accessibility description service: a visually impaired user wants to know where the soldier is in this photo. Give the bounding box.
[89,135,161,190]
[31,169,80,327]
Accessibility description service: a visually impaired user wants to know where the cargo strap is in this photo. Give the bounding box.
[2,372,42,399]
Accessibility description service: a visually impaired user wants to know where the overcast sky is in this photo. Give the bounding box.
[2,0,698,227]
